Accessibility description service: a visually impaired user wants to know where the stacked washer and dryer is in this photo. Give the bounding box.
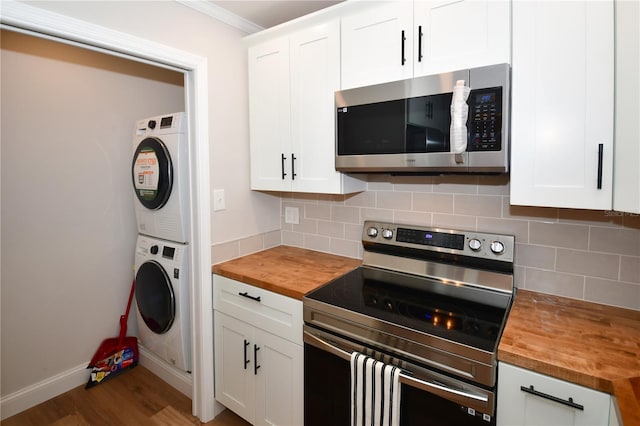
[131,112,191,373]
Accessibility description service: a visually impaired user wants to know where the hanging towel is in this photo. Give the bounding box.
[351,352,401,426]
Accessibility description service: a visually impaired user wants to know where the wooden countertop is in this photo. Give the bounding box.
[212,245,361,300]
[498,290,640,426]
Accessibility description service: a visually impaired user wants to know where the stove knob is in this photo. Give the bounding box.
[468,238,482,251]
[381,229,394,240]
[366,227,378,238]
[490,240,505,254]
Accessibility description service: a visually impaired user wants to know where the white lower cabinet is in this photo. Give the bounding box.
[497,362,612,426]
[213,275,303,426]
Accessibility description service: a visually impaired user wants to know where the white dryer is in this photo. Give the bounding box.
[134,234,191,372]
[132,112,189,243]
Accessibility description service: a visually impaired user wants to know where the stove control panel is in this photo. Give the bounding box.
[363,221,514,262]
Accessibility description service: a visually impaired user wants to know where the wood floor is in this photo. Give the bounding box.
[2,366,251,426]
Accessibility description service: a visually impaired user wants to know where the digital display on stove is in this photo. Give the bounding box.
[396,228,465,250]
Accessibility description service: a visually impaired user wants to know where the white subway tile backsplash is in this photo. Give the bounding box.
[331,205,361,224]
[556,248,620,280]
[524,268,585,299]
[454,194,502,218]
[590,226,640,256]
[413,193,454,214]
[213,178,640,310]
[530,221,589,250]
[620,256,640,283]
[585,278,640,310]
[515,244,556,270]
[377,190,412,210]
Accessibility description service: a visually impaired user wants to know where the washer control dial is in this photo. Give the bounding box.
[490,240,505,254]
[381,229,394,240]
[367,227,378,238]
[468,238,482,251]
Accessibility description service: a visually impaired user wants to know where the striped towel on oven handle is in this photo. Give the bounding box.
[350,352,401,426]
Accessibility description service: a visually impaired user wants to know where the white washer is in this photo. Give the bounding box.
[132,112,189,243]
[134,234,191,372]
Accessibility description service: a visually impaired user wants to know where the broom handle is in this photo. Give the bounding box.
[118,280,136,344]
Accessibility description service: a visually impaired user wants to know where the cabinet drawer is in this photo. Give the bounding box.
[497,362,611,425]
[213,275,303,345]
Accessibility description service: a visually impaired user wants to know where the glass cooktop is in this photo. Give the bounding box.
[305,266,511,353]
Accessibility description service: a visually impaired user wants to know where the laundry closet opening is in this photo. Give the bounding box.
[1,27,187,409]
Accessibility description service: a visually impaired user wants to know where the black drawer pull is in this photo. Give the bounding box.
[243,339,250,370]
[238,291,261,302]
[520,385,584,411]
[400,30,406,66]
[291,153,297,180]
[254,344,261,375]
[417,25,423,62]
[281,153,287,180]
[597,143,604,189]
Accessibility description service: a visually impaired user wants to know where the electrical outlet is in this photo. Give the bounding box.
[285,207,299,224]
[213,189,225,211]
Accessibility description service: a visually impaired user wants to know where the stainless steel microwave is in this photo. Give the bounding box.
[335,63,510,173]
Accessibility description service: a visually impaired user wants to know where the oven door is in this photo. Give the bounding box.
[304,326,496,426]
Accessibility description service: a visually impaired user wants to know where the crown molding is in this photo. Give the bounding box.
[177,0,264,34]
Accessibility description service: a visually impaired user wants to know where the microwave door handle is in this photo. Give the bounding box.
[303,330,488,405]
[401,30,406,66]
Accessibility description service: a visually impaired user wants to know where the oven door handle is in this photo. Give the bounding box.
[303,330,489,404]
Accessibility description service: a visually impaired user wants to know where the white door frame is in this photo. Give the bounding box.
[0,1,217,421]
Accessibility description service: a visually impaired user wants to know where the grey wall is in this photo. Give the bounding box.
[1,30,184,395]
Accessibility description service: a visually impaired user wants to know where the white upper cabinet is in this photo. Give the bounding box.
[509,0,614,210]
[613,0,640,214]
[341,1,414,89]
[340,0,510,90]
[248,37,291,192]
[413,0,510,77]
[248,21,366,194]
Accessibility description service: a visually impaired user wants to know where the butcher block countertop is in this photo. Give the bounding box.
[212,245,361,300]
[498,289,640,426]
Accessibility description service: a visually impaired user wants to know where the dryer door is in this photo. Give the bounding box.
[132,137,173,210]
[135,260,175,334]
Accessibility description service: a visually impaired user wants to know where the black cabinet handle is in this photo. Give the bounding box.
[238,291,261,302]
[520,385,584,411]
[254,344,261,375]
[597,143,604,189]
[281,153,287,180]
[401,30,406,66]
[418,25,423,62]
[291,153,297,180]
[243,339,250,370]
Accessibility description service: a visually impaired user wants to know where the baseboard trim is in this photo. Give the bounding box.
[0,362,89,420]
[139,345,193,398]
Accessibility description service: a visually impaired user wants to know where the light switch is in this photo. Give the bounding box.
[213,189,225,211]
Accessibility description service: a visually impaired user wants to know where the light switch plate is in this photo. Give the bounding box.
[213,189,225,211]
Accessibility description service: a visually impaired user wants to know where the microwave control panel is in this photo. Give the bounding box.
[468,87,502,152]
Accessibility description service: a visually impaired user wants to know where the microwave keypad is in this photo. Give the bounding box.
[469,89,502,152]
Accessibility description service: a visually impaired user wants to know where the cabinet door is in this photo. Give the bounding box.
[413,0,510,77]
[341,1,413,89]
[248,37,292,191]
[214,311,255,424]
[509,0,614,209]
[289,22,343,193]
[497,363,611,426]
[253,329,304,426]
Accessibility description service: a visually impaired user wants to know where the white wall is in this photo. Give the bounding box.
[24,0,282,244]
[1,30,184,395]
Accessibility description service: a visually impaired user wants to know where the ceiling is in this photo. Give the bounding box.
[211,1,343,29]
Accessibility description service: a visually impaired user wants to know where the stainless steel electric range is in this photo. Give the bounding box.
[303,220,515,425]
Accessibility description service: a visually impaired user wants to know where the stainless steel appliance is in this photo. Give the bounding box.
[303,220,515,425]
[335,63,510,174]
